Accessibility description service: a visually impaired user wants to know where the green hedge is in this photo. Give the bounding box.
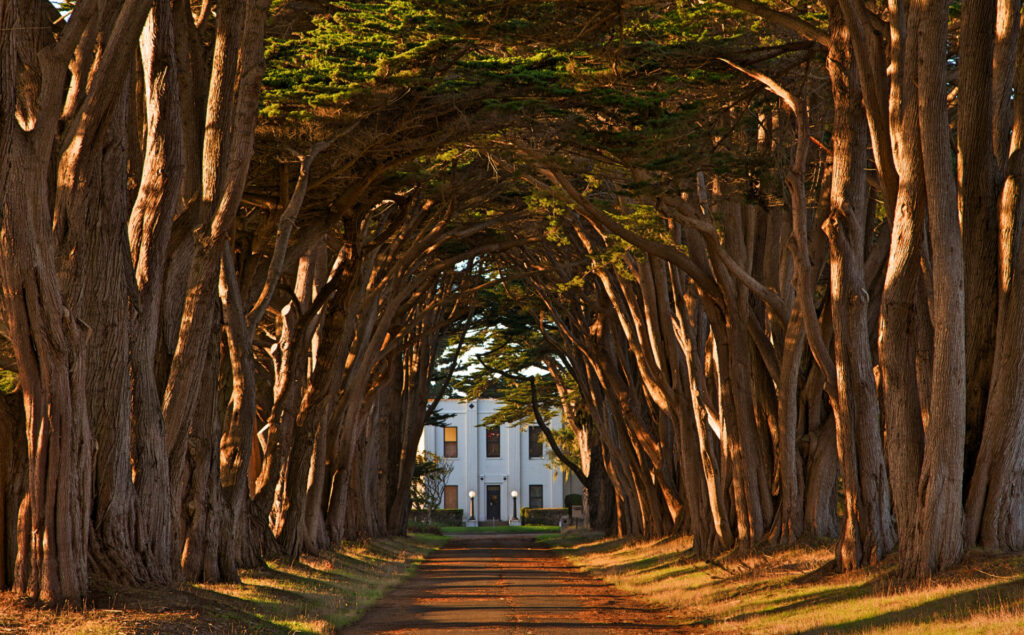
[564,493,583,509]
[407,521,444,534]
[409,509,464,526]
[522,507,568,526]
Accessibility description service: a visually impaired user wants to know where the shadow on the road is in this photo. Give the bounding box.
[344,534,688,633]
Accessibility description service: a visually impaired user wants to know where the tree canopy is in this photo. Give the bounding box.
[0,0,1016,607]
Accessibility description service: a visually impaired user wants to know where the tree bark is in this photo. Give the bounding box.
[164,1,269,536]
[126,2,184,586]
[964,11,1024,550]
[958,0,1000,487]
[179,337,226,583]
[0,392,26,590]
[877,0,926,567]
[823,7,896,569]
[906,0,966,577]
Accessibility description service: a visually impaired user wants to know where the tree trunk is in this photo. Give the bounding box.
[711,311,768,546]
[958,0,1000,487]
[58,77,144,587]
[963,11,1024,550]
[678,293,735,550]
[804,411,839,539]
[0,110,93,608]
[905,0,966,577]
[178,337,227,582]
[164,1,269,536]
[771,308,805,545]
[253,247,322,519]
[216,246,260,578]
[585,443,617,532]
[0,393,26,590]
[877,0,925,566]
[126,2,183,587]
[823,8,896,569]
[0,199,93,604]
[275,343,340,556]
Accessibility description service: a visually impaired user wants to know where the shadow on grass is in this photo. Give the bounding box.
[723,578,877,624]
[84,581,294,634]
[588,551,686,580]
[550,536,633,556]
[805,579,1024,633]
[188,534,442,631]
[563,534,1024,633]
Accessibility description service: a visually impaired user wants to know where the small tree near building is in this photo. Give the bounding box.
[411,452,454,524]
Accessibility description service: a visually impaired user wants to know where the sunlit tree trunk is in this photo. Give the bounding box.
[823,6,896,569]
[905,0,966,576]
[127,2,183,586]
[964,0,1024,551]
[0,0,150,604]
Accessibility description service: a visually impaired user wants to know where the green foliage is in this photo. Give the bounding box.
[545,424,580,476]
[409,508,463,527]
[0,370,17,394]
[522,507,568,526]
[425,406,456,427]
[407,520,445,534]
[479,378,560,431]
[257,0,832,485]
[261,0,791,180]
[263,1,465,116]
[451,274,563,404]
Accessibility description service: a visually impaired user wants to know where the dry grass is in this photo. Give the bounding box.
[0,533,445,634]
[544,532,1024,633]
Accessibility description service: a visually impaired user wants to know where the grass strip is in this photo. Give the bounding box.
[442,524,560,534]
[0,533,446,634]
[543,532,1024,633]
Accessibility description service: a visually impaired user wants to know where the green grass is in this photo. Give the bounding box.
[442,524,560,534]
[1,534,447,634]
[200,534,447,632]
[544,533,1024,633]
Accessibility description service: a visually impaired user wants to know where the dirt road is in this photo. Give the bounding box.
[344,533,688,634]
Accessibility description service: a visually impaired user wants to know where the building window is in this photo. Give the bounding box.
[443,426,458,458]
[486,427,500,458]
[529,484,543,509]
[528,426,543,458]
[444,485,458,510]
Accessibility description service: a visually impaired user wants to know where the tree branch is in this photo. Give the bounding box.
[717,0,829,47]
[528,375,590,488]
[474,357,590,487]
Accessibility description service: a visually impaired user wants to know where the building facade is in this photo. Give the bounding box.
[418,398,582,524]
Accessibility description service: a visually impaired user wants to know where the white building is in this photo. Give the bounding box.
[418,398,582,524]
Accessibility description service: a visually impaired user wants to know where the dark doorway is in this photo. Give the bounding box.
[486,485,501,521]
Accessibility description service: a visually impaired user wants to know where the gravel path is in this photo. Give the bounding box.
[344,533,689,634]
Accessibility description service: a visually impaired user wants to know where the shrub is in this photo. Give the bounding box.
[408,521,444,535]
[564,493,583,509]
[522,507,568,526]
[409,509,463,526]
